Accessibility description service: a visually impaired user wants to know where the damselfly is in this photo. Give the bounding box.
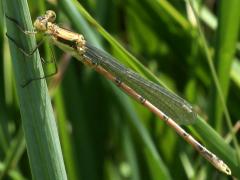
[7,10,231,175]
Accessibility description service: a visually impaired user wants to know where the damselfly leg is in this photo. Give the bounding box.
[6,33,44,56]
[21,45,58,87]
[5,14,58,87]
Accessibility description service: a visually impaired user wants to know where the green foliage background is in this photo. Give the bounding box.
[0,0,240,179]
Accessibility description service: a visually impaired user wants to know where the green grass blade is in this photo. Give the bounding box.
[155,0,190,30]
[3,0,67,179]
[212,0,240,131]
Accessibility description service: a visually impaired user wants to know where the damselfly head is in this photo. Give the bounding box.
[33,16,47,32]
[33,10,56,32]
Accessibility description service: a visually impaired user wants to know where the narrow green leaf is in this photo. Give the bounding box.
[212,0,240,132]
[4,0,67,179]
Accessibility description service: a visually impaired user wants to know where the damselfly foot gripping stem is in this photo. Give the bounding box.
[5,14,58,87]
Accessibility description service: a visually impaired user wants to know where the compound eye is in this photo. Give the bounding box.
[33,18,47,31]
[45,10,56,22]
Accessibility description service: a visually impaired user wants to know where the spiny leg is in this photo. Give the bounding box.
[6,33,44,56]
[6,15,58,87]
[5,14,36,35]
[21,45,58,87]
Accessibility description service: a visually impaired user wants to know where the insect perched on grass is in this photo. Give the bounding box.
[6,10,231,175]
